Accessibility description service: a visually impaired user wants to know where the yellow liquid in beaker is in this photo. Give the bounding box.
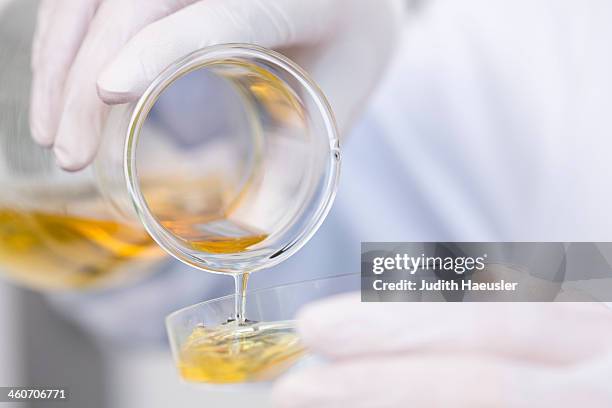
[161,217,267,254]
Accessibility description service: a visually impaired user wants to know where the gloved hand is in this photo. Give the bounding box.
[273,294,612,407]
[30,0,404,171]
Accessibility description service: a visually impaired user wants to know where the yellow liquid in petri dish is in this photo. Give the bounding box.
[178,321,305,383]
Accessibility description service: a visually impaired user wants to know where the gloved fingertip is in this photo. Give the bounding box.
[295,293,360,341]
[294,305,340,355]
[97,68,142,105]
[52,100,105,172]
[29,96,56,148]
[53,143,92,172]
[29,118,55,148]
[97,83,141,105]
[294,293,375,359]
[295,303,328,343]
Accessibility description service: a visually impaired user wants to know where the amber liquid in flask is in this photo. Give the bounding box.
[0,208,160,290]
[0,176,266,290]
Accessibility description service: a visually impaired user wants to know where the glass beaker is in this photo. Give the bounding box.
[165,273,359,385]
[99,44,341,275]
[0,24,340,289]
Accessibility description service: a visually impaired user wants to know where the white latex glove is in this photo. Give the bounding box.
[29,0,404,171]
[273,294,612,407]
